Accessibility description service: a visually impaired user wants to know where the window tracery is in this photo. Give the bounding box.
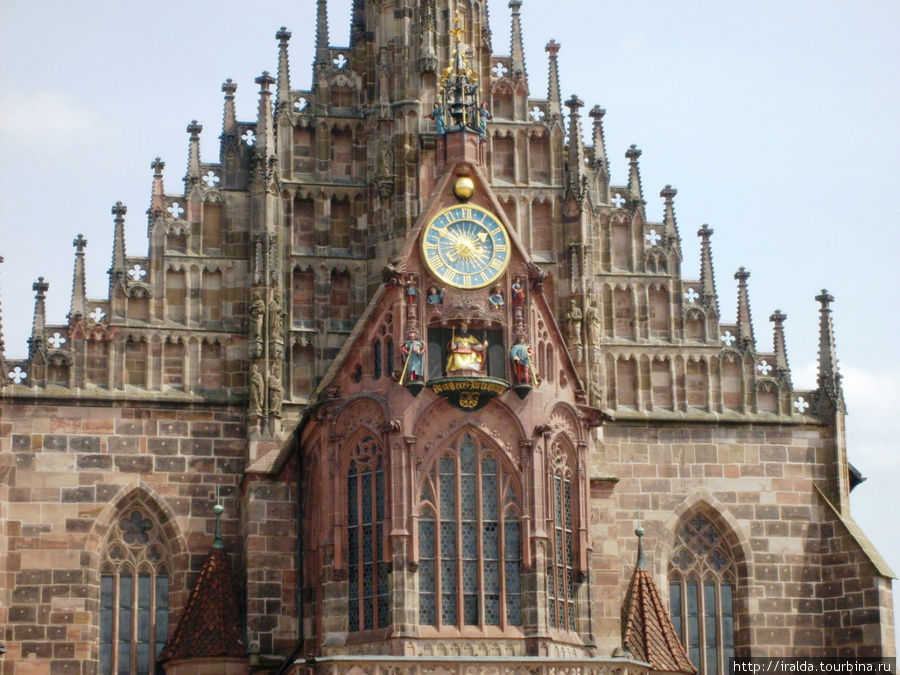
[347,436,389,632]
[546,439,577,631]
[418,433,522,629]
[669,513,736,675]
[100,505,170,675]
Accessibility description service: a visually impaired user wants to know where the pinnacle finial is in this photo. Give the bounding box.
[186,120,202,140]
[276,27,292,109]
[770,309,791,377]
[212,502,225,549]
[110,203,127,279]
[508,0,526,79]
[32,276,49,300]
[70,235,88,320]
[315,0,330,68]
[815,288,834,309]
[222,78,237,97]
[151,156,165,177]
[626,144,644,205]
[545,40,562,118]
[30,276,49,354]
[734,267,755,348]
[149,158,166,216]
[255,71,276,92]
[565,94,584,113]
[545,39,560,56]
[697,225,719,315]
[634,521,646,570]
[111,202,127,219]
[276,26,291,43]
[815,289,843,411]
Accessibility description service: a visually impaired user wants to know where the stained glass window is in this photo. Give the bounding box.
[418,433,521,628]
[347,436,389,631]
[547,442,578,631]
[100,506,170,675]
[669,513,737,675]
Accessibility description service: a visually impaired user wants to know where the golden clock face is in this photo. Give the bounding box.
[421,204,510,289]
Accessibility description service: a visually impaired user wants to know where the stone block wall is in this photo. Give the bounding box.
[0,400,249,674]
[589,420,894,658]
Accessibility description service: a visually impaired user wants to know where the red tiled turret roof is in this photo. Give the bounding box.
[621,527,696,674]
[158,546,245,663]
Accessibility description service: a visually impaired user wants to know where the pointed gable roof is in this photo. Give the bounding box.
[158,547,245,663]
[621,528,695,674]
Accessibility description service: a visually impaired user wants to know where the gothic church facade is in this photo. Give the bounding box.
[0,1,894,673]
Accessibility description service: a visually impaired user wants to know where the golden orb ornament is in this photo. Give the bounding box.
[453,176,475,201]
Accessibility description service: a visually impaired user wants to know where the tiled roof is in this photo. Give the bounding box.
[621,566,696,674]
[158,547,246,663]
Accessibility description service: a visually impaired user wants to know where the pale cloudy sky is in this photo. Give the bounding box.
[1,0,898,645]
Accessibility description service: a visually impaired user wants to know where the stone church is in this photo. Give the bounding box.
[0,1,894,673]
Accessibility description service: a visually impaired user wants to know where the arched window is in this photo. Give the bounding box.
[100,506,170,674]
[347,437,389,632]
[546,439,578,631]
[418,433,522,629]
[669,513,736,675]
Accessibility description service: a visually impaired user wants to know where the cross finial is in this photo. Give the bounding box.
[815,289,833,310]
[588,105,605,120]
[770,309,786,325]
[565,94,584,113]
[735,266,750,283]
[151,156,165,176]
[545,39,560,56]
[698,224,714,239]
[186,120,202,140]
[33,276,49,299]
[73,234,87,253]
[660,184,677,202]
[222,78,237,96]
[111,202,127,219]
[625,143,642,161]
[276,26,291,43]
[509,0,522,11]
[255,70,276,92]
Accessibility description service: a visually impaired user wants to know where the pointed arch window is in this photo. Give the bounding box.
[347,437,389,631]
[100,506,170,675]
[546,439,578,631]
[669,513,736,675]
[418,433,522,629]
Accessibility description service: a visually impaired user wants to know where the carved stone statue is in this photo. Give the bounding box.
[249,364,265,415]
[268,367,284,416]
[585,297,601,347]
[566,298,583,346]
[268,290,284,342]
[249,292,265,342]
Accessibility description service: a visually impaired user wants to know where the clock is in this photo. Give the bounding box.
[421,204,510,289]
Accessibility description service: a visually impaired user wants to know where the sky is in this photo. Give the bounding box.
[1,0,898,647]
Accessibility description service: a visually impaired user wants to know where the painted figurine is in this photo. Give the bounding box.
[488,286,505,308]
[509,335,533,385]
[430,102,446,135]
[478,102,492,136]
[427,286,443,305]
[406,282,418,304]
[400,330,426,382]
[446,323,486,374]
[511,277,525,306]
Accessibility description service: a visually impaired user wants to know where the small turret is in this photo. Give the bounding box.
[69,234,88,320]
[769,309,791,384]
[418,0,438,73]
[815,289,844,412]
[508,1,526,79]
[109,201,127,282]
[314,0,330,73]
[148,157,166,217]
[275,27,292,111]
[545,40,562,119]
[625,144,644,207]
[734,267,755,350]
[697,225,719,316]
[185,120,203,188]
[29,277,49,358]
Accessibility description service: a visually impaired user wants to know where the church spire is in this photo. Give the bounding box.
[815,289,844,411]
[109,201,127,281]
[275,27,292,110]
[625,144,645,207]
[315,0,330,71]
[734,267,755,350]
[545,40,562,119]
[29,277,49,357]
[770,309,791,383]
[69,234,88,321]
[148,157,166,217]
[589,105,608,175]
[508,1,526,79]
[185,120,203,187]
[697,224,719,316]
